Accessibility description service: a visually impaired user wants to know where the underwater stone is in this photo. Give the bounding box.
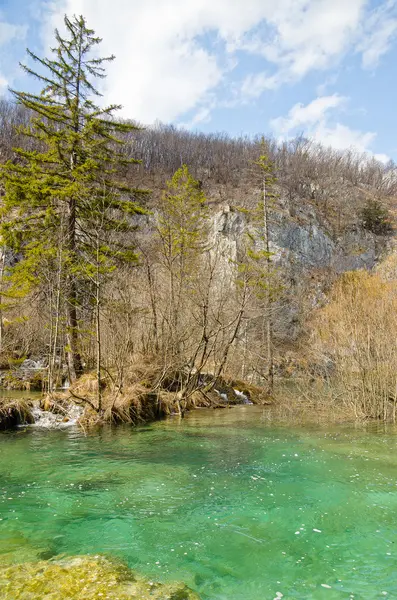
[0,555,201,599]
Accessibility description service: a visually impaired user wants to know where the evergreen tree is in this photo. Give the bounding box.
[0,15,147,381]
[157,165,208,354]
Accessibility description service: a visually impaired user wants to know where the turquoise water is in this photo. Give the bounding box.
[1,406,397,599]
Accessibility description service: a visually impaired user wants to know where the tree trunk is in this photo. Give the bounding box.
[49,247,63,392]
[65,20,84,383]
[0,247,6,356]
[146,262,159,352]
[263,176,274,394]
[66,197,82,382]
[66,283,82,382]
[95,230,102,413]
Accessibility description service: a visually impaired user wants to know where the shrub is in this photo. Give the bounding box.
[360,199,393,235]
[310,270,397,420]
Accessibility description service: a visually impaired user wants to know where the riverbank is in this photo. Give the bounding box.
[0,362,272,431]
[0,374,377,432]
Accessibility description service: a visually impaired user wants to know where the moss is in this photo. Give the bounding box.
[1,370,44,391]
[0,555,201,600]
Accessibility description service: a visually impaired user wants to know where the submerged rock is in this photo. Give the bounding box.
[0,555,201,599]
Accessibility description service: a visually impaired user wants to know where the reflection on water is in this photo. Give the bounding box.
[0,389,42,401]
[1,406,397,599]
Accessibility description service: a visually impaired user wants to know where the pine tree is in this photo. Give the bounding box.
[0,15,147,381]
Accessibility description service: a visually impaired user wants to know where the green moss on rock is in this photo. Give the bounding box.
[0,555,200,600]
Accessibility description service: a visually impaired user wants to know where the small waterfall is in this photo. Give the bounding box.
[29,403,83,429]
[214,390,229,403]
[61,379,70,390]
[233,389,253,405]
[214,388,253,405]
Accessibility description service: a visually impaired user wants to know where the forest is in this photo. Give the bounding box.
[0,15,396,428]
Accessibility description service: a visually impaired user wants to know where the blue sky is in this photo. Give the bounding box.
[1,0,397,162]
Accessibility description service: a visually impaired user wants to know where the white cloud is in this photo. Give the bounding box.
[36,0,397,123]
[43,0,284,122]
[0,15,27,96]
[0,74,7,94]
[179,105,213,130]
[316,74,340,96]
[43,0,230,122]
[373,153,391,164]
[271,94,347,134]
[271,95,389,162]
[312,122,376,153]
[239,72,281,100]
[238,0,365,88]
[358,1,397,69]
[0,19,27,47]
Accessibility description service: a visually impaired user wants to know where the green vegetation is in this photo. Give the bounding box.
[0,15,147,386]
[360,199,393,235]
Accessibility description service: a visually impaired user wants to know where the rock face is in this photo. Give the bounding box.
[208,198,392,341]
[210,205,382,274]
[137,193,391,344]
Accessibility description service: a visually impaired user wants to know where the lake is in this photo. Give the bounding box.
[1,406,396,599]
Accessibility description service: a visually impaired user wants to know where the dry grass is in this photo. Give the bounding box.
[73,362,182,427]
[271,380,360,424]
[40,392,73,415]
[69,355,272,428]
[0,399,34,429]
[304,269,397,421]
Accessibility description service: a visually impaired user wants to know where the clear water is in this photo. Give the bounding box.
[0,390,42,400]
[1,406,397,599]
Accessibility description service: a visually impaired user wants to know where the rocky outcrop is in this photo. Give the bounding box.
[211,204,385,274]
[209,195,393,341]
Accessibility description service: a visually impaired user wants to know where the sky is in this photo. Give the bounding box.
[1,0,397,162]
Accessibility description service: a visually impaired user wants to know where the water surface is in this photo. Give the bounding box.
[1,406,397,599]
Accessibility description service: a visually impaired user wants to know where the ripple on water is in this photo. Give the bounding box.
[1,407,397,599]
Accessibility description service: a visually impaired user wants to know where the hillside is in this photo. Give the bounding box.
[1,98,396,414]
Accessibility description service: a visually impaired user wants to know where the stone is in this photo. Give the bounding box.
[0,555,201,600]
